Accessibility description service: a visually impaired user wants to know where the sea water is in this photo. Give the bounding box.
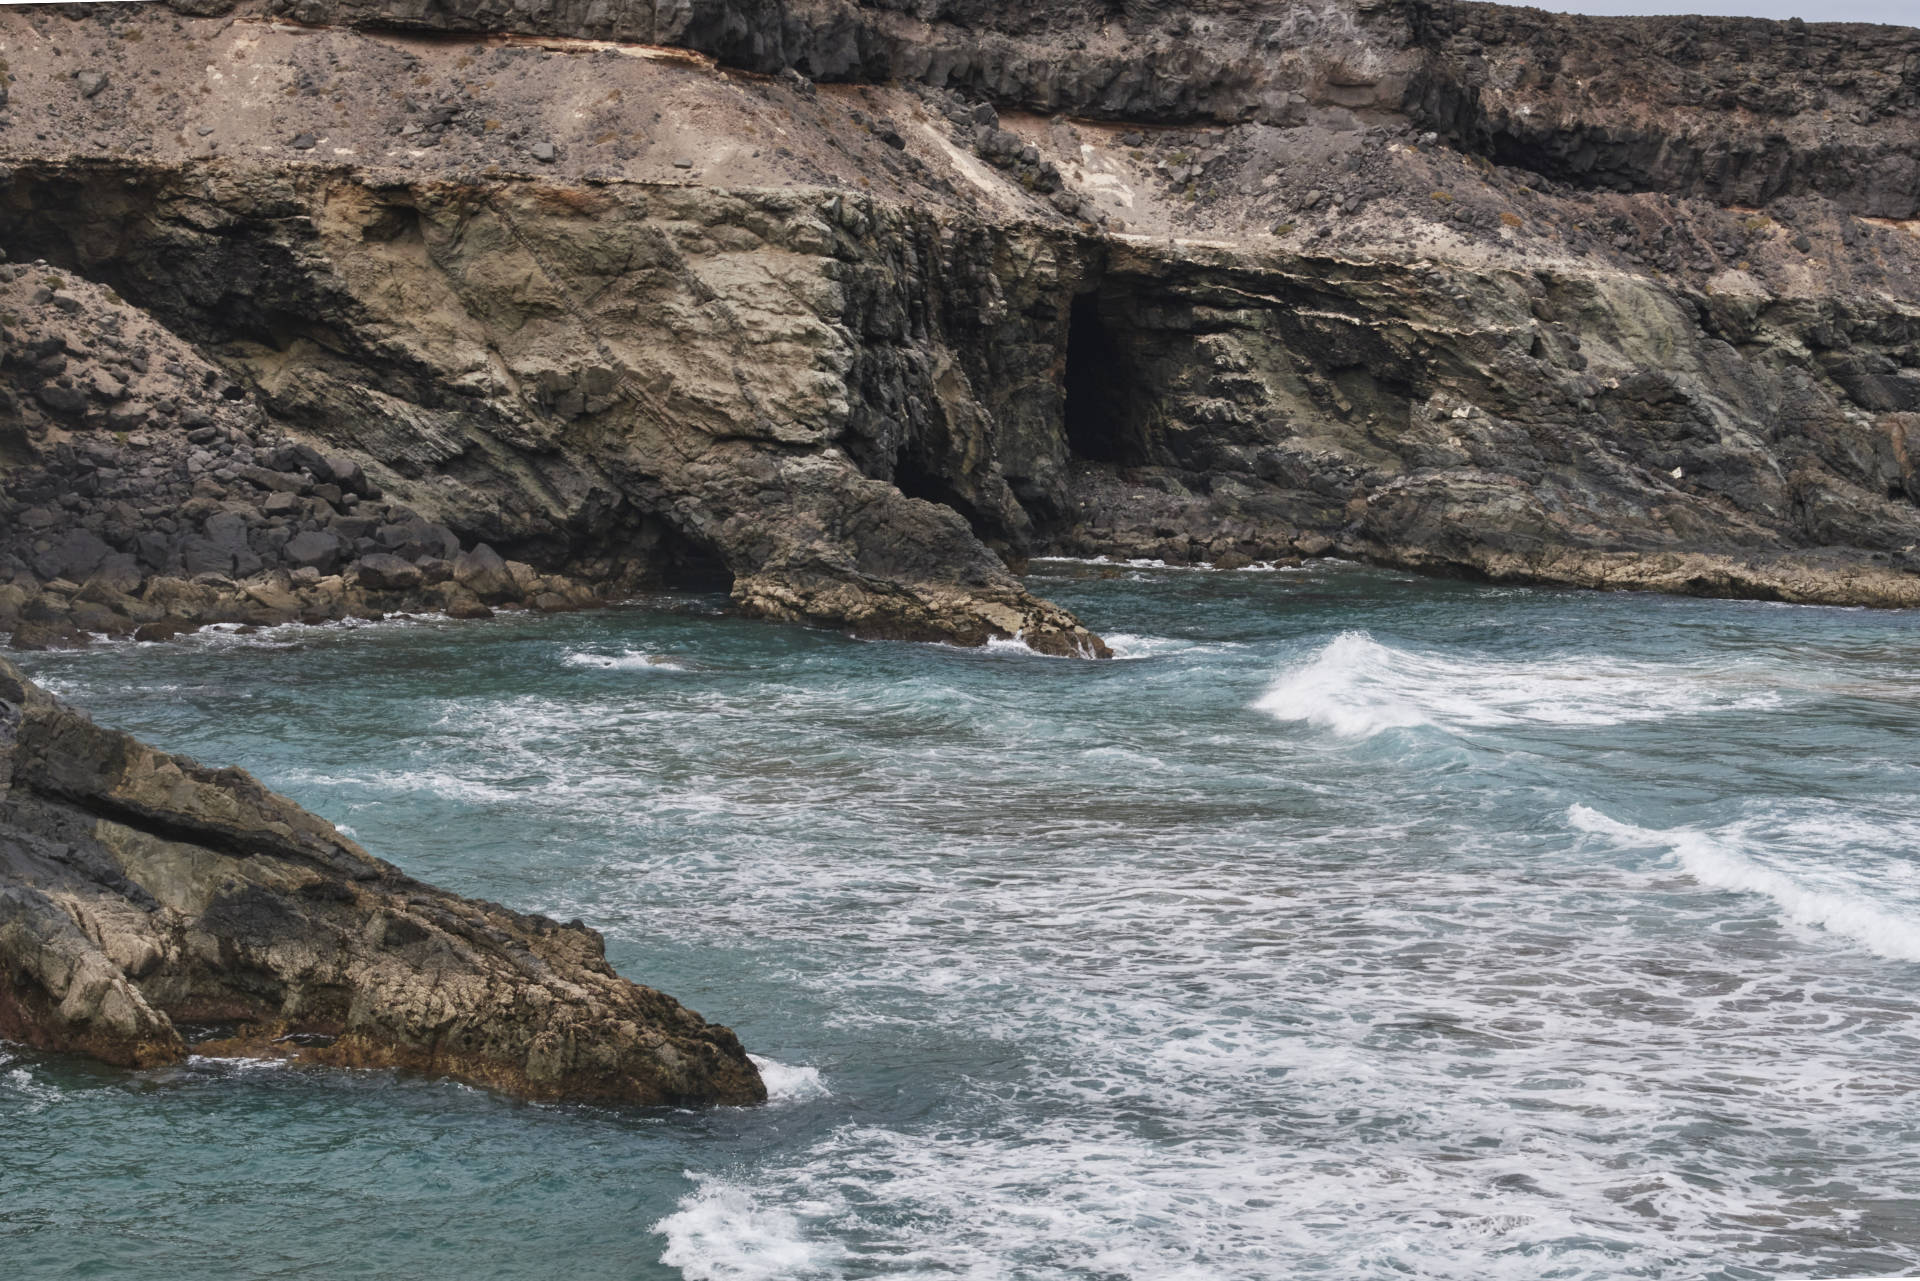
[3,560,1918,1280]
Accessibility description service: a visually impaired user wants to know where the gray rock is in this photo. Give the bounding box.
[530,141,556,162]
[284,528,345,573]
[452,542,517,602]
[75,71,109,99]
[35,385,87,418]
[352,552,423,591]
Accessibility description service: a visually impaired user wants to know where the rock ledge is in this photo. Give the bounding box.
[0,657,765,1105]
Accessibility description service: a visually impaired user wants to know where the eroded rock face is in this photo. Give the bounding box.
[0,657,766,1105]
[1,0,1917,643]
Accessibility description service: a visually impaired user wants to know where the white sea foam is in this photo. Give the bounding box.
[4,1065,64,1110]
[186,1054,293,1073]
[654,1178,842,1281]
[1569,804,1920,963]
[747,1055,830,1104]
[1103,632,1247,661]
[562,649,688,672]
[981,634,1065,658]
[1254,630,1782,738]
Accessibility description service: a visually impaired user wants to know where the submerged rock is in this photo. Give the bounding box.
[0,658,765,1106]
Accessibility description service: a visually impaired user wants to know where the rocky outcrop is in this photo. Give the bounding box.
[0,655,765,1104]
[1,0,1917,639]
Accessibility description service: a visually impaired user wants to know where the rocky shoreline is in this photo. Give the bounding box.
[0,0,1914,665]
[0,655,765,1104]
[2,0,1919,1103]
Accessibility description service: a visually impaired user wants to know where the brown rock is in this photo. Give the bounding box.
[452,543,519,602]
[132,618,196,643]
[352,552,424,592]
[0,658,765,1106]
[9,618,91,651]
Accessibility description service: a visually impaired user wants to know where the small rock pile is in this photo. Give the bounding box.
[0,252,601,649]
[931,94,1100,222]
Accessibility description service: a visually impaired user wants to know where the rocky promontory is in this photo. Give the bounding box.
[0,656,765,1104]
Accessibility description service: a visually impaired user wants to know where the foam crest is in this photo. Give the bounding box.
[653,1178,841,1281]
[747,1055,830,1104]
[562,649,688,672]
[1103,633,1247,661]
[1570,804,1920,962]
[1255,630,1782,738]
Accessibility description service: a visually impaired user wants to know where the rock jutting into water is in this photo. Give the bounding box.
[0,656,766,1104]
[1,0,1918,655]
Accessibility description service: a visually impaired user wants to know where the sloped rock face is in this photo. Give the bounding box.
[0,657,765,1104]
[263,0,1920,219]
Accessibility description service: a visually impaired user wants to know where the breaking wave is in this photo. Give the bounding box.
[1255,631,1781,738]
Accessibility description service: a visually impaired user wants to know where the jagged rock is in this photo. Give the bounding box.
[0,658,765,1105]
[74,71,108,99]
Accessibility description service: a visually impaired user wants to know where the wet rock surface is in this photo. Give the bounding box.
[0,655,766,1104]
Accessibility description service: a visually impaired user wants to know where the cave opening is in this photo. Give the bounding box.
[647,516,735,592]
[1063,293,1141,465]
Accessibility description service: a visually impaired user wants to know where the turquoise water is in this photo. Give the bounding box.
[5,560,1920,1280]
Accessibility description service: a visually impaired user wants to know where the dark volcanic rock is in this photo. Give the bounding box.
[0,658,765,1105]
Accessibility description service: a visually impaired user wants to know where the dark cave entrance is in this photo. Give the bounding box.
[649,517,734,591]
[1063,293,1143,465]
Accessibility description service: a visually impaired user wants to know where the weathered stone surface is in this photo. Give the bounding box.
[352,552,424,591]
[0,657,765,1105]
[1,0,1917,648]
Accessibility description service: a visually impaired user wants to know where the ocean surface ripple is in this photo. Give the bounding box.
[7,564,1919,1281]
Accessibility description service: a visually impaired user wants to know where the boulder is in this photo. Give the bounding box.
[0,658,765,1105]
[285,528,346,574]
[132,618,195,643]
[452,543,518,602]
[9,618,91,650]
[352,552,423,591]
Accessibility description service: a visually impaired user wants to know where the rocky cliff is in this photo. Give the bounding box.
[1,0,1917,659]
[0,655,765,1103]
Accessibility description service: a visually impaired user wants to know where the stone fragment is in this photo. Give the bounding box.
[75,71,109,99]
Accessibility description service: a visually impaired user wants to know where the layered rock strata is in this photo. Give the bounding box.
[0,655,765,1104]
[0,0,1916,651]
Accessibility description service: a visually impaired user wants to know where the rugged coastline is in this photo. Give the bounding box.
[0,0,1915,665]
